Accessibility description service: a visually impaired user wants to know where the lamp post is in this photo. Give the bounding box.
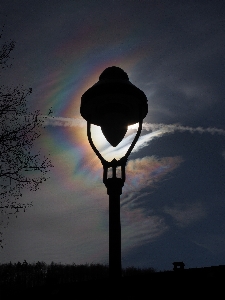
[80,66,148,282]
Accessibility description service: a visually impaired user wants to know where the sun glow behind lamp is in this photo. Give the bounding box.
[80,66,148,281]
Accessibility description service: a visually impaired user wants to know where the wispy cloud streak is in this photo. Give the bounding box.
[43,115,225,136]
[40,115,86,127]
[128,122,225,154]
[141,123,225,136]
[42,116,225,160]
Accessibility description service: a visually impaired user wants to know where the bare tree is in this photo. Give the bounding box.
[0,30,53,247]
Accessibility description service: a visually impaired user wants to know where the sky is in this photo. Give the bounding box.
[0,0,225,272]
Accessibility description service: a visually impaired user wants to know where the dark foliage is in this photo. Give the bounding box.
[0,261,156,294]
[0,25,15,69]
[0,28,53,247]
[1,261,224,296]
[0,261,108,292]
[0,87,53,213]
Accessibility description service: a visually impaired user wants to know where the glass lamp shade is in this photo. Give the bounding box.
[80,66,148,147]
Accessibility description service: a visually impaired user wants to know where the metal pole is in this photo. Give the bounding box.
[106,177,123,281]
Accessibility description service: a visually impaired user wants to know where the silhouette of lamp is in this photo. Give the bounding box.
[80,66,148,281]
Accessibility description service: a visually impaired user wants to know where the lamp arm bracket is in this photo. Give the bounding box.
[87,122,128,168]
[87,108,143,185]
[123,113,143,160]
[87,121,107,165]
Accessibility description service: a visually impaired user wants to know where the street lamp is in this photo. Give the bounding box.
[80,66,148,282]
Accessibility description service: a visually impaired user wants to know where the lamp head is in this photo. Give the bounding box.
[80,66,148,147]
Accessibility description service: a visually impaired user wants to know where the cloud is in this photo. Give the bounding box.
[118,155,183,249]
[192,234,225,255]
[121,155,183,207]
[43,115,225,144]
[42,115,225,166]
[42,115,225,136]
[222,151,225,160]
[164,202,207,227]
[40,115,86,127]
[140,122,225,136]
[125,156,183,190]
[121,208,168,250]
[118,155,182,249]
[128,122,225,154]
